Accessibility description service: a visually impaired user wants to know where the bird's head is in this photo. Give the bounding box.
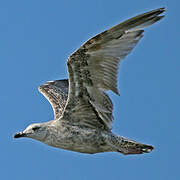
[14,123,49,142]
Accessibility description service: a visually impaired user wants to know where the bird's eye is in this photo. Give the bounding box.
[32,126,40,131]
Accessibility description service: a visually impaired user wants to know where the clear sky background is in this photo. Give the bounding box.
[1,0,179,180]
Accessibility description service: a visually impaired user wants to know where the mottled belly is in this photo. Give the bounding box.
[44,129,111,154]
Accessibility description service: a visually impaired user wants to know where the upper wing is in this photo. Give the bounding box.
[62,8,165,130]
[38,79,68,119]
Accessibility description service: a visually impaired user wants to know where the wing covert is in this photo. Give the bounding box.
[38,79,68,119]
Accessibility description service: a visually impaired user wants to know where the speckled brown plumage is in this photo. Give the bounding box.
[14,8,165,155]
[38,79,68,119]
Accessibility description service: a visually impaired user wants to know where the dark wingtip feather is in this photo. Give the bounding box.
[159,7,166,12]
[149,7,166,15]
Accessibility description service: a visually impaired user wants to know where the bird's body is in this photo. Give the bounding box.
[35,120,153,154]
[42,121,112,154]
[14,8,165,155]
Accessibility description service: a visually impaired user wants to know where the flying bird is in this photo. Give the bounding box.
[14,8,165,155]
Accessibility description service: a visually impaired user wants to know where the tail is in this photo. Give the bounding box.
[113,136,154,155]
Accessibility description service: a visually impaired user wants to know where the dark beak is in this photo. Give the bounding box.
[14,132,26,138]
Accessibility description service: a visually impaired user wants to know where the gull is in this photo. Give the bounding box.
[14,8,165,155]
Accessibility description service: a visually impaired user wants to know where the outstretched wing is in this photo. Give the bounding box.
[61,8,165,130]
[38,79,68,119]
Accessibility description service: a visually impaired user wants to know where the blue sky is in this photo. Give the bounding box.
[1,0,179,180]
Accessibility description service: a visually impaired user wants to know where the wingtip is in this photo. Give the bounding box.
[160,7,166,12]
[154,7,166,17]
[144,7,166,17]
[158,7,166,16]
[153,7,166,13]
[158,7,165,11]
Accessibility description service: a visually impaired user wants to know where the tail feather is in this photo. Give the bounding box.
[115,137,154,155]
